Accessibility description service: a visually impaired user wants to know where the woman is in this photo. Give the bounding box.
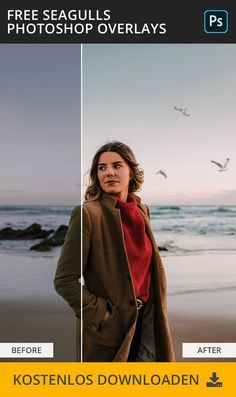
[54,141,175,362]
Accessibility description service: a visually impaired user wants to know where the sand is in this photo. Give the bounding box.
[0,252,76,362]
[164,253,236,361]
[0,251,235,362]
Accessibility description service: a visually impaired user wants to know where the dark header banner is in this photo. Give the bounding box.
[0,1,235,43]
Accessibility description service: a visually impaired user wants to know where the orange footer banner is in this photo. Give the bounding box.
[0,362,235,397]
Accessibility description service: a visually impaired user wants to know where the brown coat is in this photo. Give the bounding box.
[54,192,175,362]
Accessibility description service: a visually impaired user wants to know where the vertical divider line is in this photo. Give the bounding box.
[80,43,83,363]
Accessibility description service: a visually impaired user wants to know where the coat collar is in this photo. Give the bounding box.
[100,191,141,208]
[100,192,155,248]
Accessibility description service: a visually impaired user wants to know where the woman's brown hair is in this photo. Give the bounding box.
[84,141,144,201]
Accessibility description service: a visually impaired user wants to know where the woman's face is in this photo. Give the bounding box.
[97,151,131,202]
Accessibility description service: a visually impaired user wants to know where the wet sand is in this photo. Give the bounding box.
[0,252,235,362]
[0,252,76,362]
[164,253,236,361]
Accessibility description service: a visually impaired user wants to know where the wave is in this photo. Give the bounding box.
[169,285,236,296]
[192,206,236,216]
[158,242,236,257]
[0,205,72,215]
[151,206,181,216]
[217,206,235,213]
[150,205,236,216]
[156,206,181,211]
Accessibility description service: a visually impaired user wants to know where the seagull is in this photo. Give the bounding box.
[156,169,167,178]
[174,106,183,112]
[182,109,190,116]
[211,158,230,172]
[174,106,190,116]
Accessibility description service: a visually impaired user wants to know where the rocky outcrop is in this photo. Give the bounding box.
[0,223,167,253]
[30,225,68,252]
[158,246,168,251]
[0,224,54,240]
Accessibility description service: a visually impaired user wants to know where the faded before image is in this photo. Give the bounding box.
[0,44,81,361]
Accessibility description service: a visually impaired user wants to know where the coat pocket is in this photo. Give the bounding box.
[84,305,123,348]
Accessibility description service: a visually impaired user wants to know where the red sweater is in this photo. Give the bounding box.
[116,195,152,302]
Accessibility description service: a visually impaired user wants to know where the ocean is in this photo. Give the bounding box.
[0,205,235,257]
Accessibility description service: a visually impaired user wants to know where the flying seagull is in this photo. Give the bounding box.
[211,158,230,172]
[156,169,167,178]
[174,106,190,116]
[174,106,183,112]
[182,109,190,116]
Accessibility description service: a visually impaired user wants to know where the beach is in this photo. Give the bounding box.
[0,252,76,362]
[165,253,236,361]
[0,250,235,362]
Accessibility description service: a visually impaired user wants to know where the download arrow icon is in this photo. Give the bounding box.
[210,372,219,383]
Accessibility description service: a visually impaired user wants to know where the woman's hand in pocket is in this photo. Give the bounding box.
[103,310,111,321]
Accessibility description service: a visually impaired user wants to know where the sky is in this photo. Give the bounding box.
[83,44,236,205]
[1,44,235,206]
[0,44,81,205]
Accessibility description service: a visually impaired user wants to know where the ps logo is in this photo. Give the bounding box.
[204,10,228,34]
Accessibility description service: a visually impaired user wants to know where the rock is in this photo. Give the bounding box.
[53,225,68,241]
[0,223,54,240]
[0,227,15,239]
[30,241,53,252]
[30,225,68,251]
[158,246,168,251]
